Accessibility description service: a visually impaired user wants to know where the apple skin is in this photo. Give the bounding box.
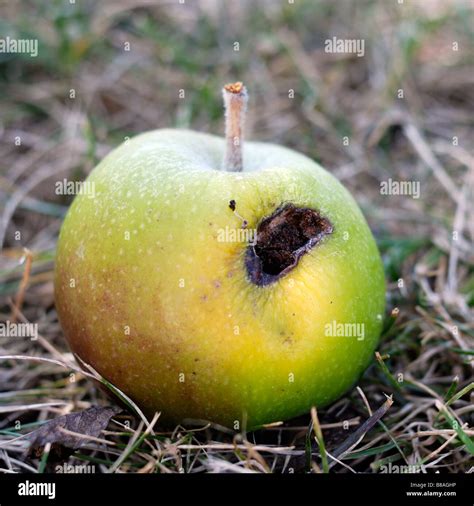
[54,129,385,429]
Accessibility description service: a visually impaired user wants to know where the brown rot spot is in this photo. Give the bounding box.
[245,203,333,286]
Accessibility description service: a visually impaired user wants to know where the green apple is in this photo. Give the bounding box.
[55,83,385,429]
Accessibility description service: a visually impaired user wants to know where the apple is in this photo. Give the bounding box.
[55,82,385,430]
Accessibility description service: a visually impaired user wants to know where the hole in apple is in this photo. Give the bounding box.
[245,203,333,286]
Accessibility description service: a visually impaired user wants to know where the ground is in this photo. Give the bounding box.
[0,0,473,474]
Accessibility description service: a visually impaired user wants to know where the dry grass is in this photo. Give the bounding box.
[0,0,473,474]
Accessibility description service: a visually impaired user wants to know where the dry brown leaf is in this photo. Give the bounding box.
[28,406,121,453]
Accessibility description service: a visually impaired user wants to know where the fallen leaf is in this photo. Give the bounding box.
[28,406,121,455]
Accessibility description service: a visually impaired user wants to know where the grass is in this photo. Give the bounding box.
[0,0,473,474]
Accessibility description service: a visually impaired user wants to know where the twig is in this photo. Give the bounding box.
[403,122,459,202]
[11,248,33,323]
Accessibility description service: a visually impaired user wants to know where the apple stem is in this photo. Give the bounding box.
[222,82,248,172]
